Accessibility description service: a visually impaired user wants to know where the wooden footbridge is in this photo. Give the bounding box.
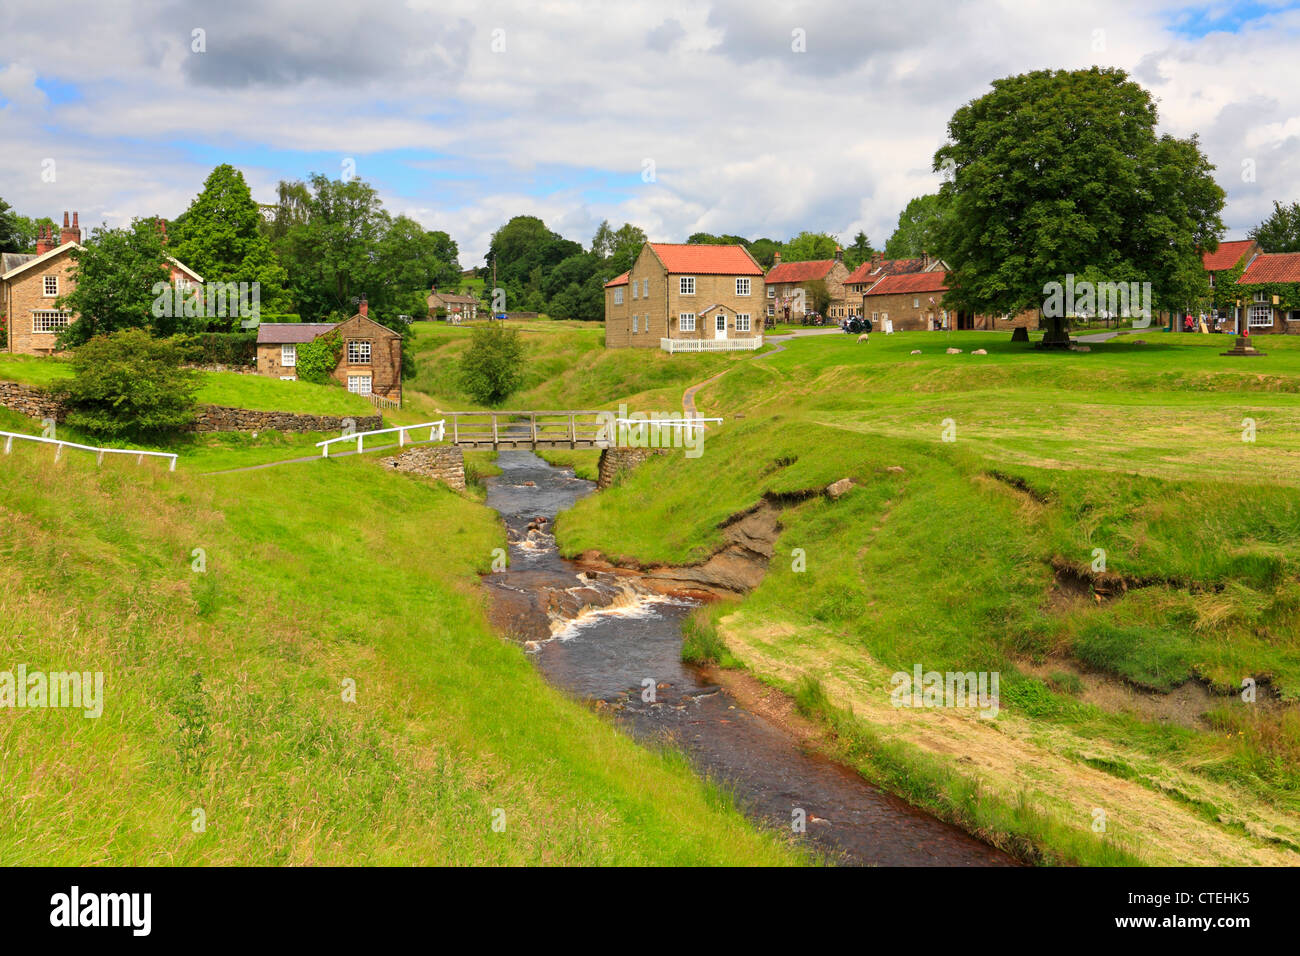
[445,410,612,450]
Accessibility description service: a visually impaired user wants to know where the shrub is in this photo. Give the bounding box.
[458,323,524,405]
[296,331,343,384]
[171,331,258,366]
[52,329,199,440]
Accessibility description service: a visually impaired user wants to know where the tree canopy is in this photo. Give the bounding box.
[883,194,950,260]
[934,67,1225,343]
[1250,200,1300,253]
[168,164,290,318]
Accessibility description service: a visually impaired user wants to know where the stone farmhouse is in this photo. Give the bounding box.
[1235,251,1300,335]
[605,242,766,351]
[842,252,947,319]
[1,212,202,356]
[256,297,403,402]
[427,288,479,322]
[764,250,851,322]
[861,269,1036,331]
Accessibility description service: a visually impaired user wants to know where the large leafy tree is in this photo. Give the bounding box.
[59,218,176,345]
[0,197,31,251]
[275,173,458,325]
[883,194,951,259]
[169,164,290,320]
[1250,200,1300,253]
[780,231,839,262]
[936,67,1224,345]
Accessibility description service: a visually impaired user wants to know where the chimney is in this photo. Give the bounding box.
[921,250,930,270]
[834,245,843,263]
[156,218,168,245]
[35,224,53,256]
[359,294,368,317]
[773,251,782,265]
[60,211,80,246]
[871,251,883,269]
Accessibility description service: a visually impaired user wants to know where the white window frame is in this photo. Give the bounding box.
[613,288,623,305]
[642,279,648,297]
[767,304,774,316]
[31,309,71,334]
[1248,305,1273,328]
[1253,291,1269,303]
[736,277,751,296]
[631,281,638,300]
[347,374,373,395]
[767,286,775,298]
[632,315,638,333]
[715,313,727,332]
[913,297,920,308]
[281,344,297,367]
[736,313,751,332]
[43,275,58,297]
[679,276,695,295]
[347,340,371,364]
[679,312,696,332]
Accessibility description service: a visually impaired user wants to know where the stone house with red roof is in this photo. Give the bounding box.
[605,243,766,350]
[256,298,403,401]
[861,269,1036,332]
[2,211,202,356]
[843,252,947,320]
[764,250,851,322]
[1234,251,1300,335]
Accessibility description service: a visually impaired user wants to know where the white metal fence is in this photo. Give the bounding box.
[0,431,178,471]
[316,420,445,458]
[659,337,763,353]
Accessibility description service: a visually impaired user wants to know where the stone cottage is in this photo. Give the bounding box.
[256,297,403,401]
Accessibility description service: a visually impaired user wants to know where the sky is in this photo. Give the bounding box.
[1,0,1298,267]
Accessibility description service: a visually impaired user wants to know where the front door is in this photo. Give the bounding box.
[715,313,727,340]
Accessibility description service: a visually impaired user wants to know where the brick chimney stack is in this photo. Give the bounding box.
[921,250,930,270]
[834,245,843,263]
[35,224,53,256]
[871,251,884,269]
[359,294,368,317]
[773,251,782,266]
[60,211,80,245]
[156,218,168,245]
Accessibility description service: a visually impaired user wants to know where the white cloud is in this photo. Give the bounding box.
[0,0,1297,264]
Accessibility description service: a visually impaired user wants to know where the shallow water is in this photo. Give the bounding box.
[484,450,1016,866]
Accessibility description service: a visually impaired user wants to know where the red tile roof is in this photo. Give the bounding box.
[1237,252,1300,285]
[1202,239,1257,272]
[649,243,763,275]
[604,271,629,288]
[766,259,835,283]
[863,271,950,296]
[844,257,928,286]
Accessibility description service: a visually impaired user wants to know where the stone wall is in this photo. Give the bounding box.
[597,446,668,489]
[379,445,465,490]
[192,406,382,433]
[0,381,64,421]
[0,383,380,434]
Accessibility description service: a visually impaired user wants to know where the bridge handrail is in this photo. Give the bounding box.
[315,421,445,458]
[1,430,178,471]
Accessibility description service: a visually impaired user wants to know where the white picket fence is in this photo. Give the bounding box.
[0,431,178,471]
[659,337,763,353]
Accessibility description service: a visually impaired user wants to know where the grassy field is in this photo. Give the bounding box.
[0,436,802,865]
[554,328,1300,866]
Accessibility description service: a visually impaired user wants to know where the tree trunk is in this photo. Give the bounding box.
[1037,313,1072,349]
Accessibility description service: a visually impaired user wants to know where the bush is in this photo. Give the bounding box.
[52,329,199,440]
[171,331,257,366]
[296,331,343,384]
[458,323,524,405]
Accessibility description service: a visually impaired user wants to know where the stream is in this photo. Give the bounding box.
[483,450,1017,867]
